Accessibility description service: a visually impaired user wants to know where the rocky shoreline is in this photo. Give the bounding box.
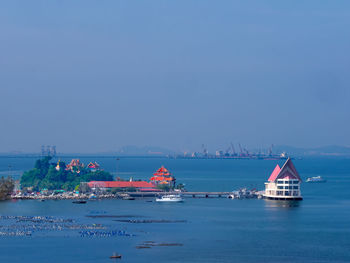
[11,193,121,200]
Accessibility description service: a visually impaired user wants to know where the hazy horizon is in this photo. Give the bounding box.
[1,1,350,153]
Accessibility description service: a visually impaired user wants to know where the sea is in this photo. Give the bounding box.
[0,156,349,263]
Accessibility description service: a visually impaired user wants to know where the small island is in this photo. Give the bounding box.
[14,157,185,200]
[20,157,113,192]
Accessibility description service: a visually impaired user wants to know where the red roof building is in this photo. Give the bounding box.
[87,162,100,171]
[88,181,155,189]
[263,158,302,200]
[66,159,84,173]
[150,166,175,186]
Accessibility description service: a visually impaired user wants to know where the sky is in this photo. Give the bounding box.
[0,0,350,153]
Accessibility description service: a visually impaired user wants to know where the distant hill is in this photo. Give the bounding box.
[274,145,350,157]
[1,145,349,158]
[117,145,175,156]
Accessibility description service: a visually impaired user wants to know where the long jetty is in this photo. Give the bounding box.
[12,190,262,200]
[129,191,232,198]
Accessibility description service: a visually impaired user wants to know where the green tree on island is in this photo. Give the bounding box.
[20,157,113,191]
[0,176,15,200]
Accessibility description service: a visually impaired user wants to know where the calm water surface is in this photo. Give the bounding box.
[0,157,349,262]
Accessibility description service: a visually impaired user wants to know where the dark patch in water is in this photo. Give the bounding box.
[136,246,151,249]
[137,241,183,249]
[86,215,144,218]
[114,219,187,223]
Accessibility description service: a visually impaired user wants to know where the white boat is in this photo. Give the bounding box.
[89,194,97,199]
[306,176,326,183]
[156,194,184,202]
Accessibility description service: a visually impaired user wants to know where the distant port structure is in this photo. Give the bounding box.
[41,145,56,157]
[170,143,289,160]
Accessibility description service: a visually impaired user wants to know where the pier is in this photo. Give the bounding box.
[127,191,259,199]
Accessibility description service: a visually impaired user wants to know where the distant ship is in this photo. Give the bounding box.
[306,176,326,183]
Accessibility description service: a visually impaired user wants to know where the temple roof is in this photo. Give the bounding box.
[268,164,281,181]
[150,176,174,181]
[87,162,100,169]
[153,166,171,176]
[67,159,83,167]
[268,158,301,182]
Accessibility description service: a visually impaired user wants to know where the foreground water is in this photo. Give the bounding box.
[0,157,349,262]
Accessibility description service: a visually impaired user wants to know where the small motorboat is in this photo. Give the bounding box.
[122,195,135,200]
[89,194,97,199]
[227,194,235,199]
[306,176,327,183]
[156,194,184,202]
[72,200,87,204]
[122,194,135,200]
[110,252,122,259]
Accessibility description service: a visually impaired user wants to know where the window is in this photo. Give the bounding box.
[285,191,290,196]
[277,186,283,189]
[293,186,298,189]
[277,180,284,184]
[293,180,299,184]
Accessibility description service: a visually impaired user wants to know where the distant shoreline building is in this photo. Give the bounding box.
[263,158,302,200]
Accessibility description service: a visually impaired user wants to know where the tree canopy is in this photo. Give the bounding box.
[0,176,14,200]
[20,157,113,191]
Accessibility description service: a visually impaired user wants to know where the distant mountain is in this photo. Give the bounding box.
[0,145,176,157]
[116,145,175,156]
[1,145,349,158]
[274,145,350,157]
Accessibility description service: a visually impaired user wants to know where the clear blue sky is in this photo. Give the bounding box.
[0,0,349,153]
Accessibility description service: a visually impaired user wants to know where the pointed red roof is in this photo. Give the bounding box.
[268,164,281,181]
[87,162,100,169]
[268,158,301,182]
[153,166,171,176]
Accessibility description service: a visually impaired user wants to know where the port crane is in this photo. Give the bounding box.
[230,143,236,156]
[201,144,208,157]
[225,147,231,156]
[238,143,244,157]
[268,144,274,156]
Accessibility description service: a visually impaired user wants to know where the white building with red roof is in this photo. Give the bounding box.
[263,158,302,200]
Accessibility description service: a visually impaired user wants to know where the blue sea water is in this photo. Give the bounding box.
[0,157,349,263]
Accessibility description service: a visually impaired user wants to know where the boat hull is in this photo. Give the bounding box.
[155,198,183,202]
[263,196,303,201]
[306,180,326,183]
